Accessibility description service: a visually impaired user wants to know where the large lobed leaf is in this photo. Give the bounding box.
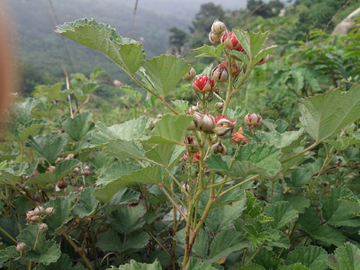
[299,86,360,143]
[56,18,144,75]
[141,55,191,98]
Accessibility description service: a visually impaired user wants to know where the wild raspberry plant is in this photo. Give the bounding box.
[2,18,360,270]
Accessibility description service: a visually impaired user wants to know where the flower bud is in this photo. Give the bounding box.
[192,75,215,93]
[215,102,224,113]
[38,223,48,233]
[151,114,162,128]
[46,166,55,173]
[231,127,250,144]
[187,112,203,130]
[45,207,55,216]
[65,154,74,160]
[213,116,236,138]
[210,141,227,155]
[34,206,44,216]
[81,166,91,176]
[197,101,203,110]
[55,158,63,164]
[209,31,222,45]
[221,32,242,50]
[257,55,269,65]
[220,61,241,77]
[57,180,68,189]
[211,19,226,35]
[187,152,201,162]
[188,105,199,114]
[199,114,216,131]
[182,68,196,81]
[182,182,190,192]
[184,136,199,154]
[244,113,262,128]
[211,64,229,83]
[28,215,40,224]
[16,242,27,252]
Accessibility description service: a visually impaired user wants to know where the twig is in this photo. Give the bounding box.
[241,3,265,29]
[132,0,139,39]
[322,0,354,34]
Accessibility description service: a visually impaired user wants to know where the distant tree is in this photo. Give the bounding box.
[168,27,188,50]
[189,3,226,48]
[247,0,284,18]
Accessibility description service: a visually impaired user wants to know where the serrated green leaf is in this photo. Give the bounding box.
[17,225,45,250]
[287,246,328,270]
[271,189,310,214]
[326,242,360,270]
[25,240,61,265]
[146,114,193,145]
[72,187,99,218]
[205,155,271,178]
[121,86,142,101]
[43,194,78,233]
[225,106,244,121]
[0,246,21,260]
[299,86,360,143]
[93,165,163,202]
[36,254,73,270]
[184,258,218,270]
[0,216,23,246]
[96,230,149,252]
[55,159,81,181]
[229,50,249,64]
[171,100,189,113]
[208,231,247,263]
[96,163,142,186]
[141,55,190,98]
[34,83,64,101]
[235,143,282,177]
[206,200,246,233]
[252,45,277,67]
[106,188,140,214]
[108,204,145,234]
[321,187,360,227]
[109,259,161,270]
[27,133,67,164]
[103,139,145,161]
[62,112,94,141]
[0,163,29,186]
[257,129,304,149]
[233,29,269,59]
[192,43,225,59]
[18,119,47,142]
[265,201,299,229]
[325,136,359,151]
[13,98,38,125]
[254,248,284,270]
[56,18,144,74]
[25,172,55,186]
[278,264,310,270]
[89,152,115,169]
[90,117,152,147]
[298,208,346,246]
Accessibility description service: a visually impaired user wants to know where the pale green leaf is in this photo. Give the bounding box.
[146,114,193,145]
[27,133,67,164]
[62,112,94,141]
[103,139,145,161]
[299,86,360,143]
[108,204,145,234]
[321,187,360,227]
[252,45,277,67]
[326,243,360,270]
[106,188,140,214]
[192,43,225,59]
[93,166,163,202]
[55,159,81,181]
[141,55,190,97]
[25,240,61,265]
[18,119,47,142]
[13,98,38,125]
[56,18,144,74]
[72,187,99,218]
[96,163,142,186]
[287,246,328,270]
[233,29,269,59]
[265,201,298,229]
[109,259,161,270]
